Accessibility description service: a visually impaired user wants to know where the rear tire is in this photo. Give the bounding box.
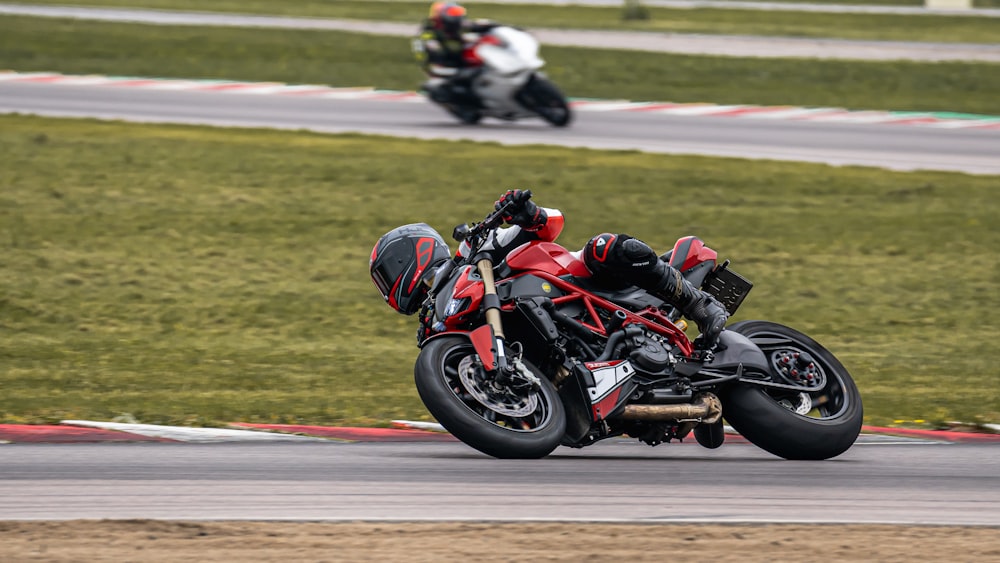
[414,336,566,459]
[425,82,482,125]
[445,105,483,125]
[720,321,863,460]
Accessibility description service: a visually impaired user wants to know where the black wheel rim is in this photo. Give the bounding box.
[742,330,854,420]
[440,344,556,432]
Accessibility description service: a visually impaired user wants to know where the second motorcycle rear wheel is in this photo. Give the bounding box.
[445,104,483,125]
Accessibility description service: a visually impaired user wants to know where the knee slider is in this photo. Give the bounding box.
[583,233,618,275]
[583,234,658,274]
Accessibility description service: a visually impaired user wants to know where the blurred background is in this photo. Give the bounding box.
[0,0,997,431]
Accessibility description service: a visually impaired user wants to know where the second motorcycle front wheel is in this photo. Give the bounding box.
[414,336,566,459]
[519,76,572,127]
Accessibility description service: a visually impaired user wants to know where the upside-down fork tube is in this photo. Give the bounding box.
[477,258,507,372]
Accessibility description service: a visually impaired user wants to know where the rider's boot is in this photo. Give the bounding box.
[646,259,728,349]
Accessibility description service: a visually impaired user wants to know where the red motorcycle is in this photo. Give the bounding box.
[403,193,862,459]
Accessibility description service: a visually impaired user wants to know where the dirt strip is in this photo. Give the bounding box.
[2,521,1000,562]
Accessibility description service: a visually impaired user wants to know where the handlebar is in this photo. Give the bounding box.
[443,189,531,296]
[453,189,532,242]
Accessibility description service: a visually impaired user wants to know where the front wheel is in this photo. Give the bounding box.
[720,321,863,460]
[518,76,572,127]
[414,336,566,459]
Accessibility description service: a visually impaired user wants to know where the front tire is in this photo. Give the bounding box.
[518,76,572,127]
[414,336,566,459]
[720,321,863,460]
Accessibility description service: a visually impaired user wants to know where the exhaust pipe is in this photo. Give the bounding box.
[621,393,722,423]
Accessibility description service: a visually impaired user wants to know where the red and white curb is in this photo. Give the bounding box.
[59,420,327,443]
[0,420,456,444]
[0,420,997,444]
[3,71,999,131]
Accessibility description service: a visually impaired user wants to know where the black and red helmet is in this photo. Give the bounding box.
[370,223,451,315]
[431,2,466,38]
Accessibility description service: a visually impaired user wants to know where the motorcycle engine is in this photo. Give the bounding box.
[624,328,676,375]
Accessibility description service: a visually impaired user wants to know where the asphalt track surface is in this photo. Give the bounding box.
[2,80,998,174]
[2,439,999,524]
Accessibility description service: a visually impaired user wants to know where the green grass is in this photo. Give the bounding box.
[7,0,1000,42]
[2,15,999,115]
[709,0,1000,5]
[1,115,998,428]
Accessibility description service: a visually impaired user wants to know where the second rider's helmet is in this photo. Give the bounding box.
[431,2,467,40]
[370,223,451,315]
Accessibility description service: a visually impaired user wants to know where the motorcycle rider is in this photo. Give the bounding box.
[412,2,500,106]
[369,189,729,350]
[491,190,728,350]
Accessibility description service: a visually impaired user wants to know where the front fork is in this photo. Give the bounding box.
[473,259,539,390]
[477,258,508,369]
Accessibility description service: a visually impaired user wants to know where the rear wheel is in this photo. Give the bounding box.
[445,105,483,125]
[425,82,482,125]
[414,336,566,459]
[518,76,572,127]
[720,321,863,460]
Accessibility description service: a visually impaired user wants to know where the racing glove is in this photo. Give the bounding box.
[495,189,546,231]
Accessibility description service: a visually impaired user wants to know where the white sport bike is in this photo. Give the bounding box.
[416,26,572,127]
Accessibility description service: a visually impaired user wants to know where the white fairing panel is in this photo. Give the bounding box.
[586,361,635,404]
[477,26,544,75]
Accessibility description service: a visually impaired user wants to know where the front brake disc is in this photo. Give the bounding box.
[458,355,538,417]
